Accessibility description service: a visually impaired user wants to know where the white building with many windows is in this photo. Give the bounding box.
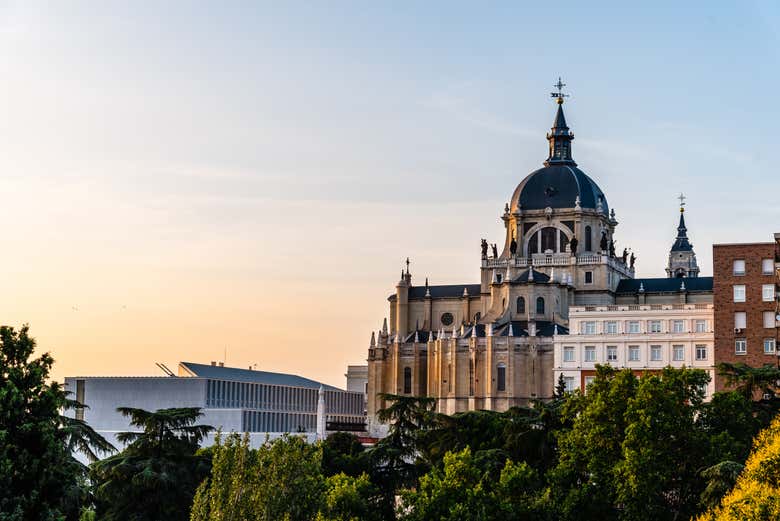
[63,361,367,458]
[553,302,715,396]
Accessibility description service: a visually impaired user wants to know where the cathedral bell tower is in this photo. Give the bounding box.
[666,194,700,278]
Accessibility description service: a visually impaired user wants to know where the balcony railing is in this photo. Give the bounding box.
[482,253,634,277]
[570,303,713,314]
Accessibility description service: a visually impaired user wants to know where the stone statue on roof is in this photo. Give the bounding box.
[481,238,488,258]
[491,243,498,258]
[509,235,517,256]
[569,236,578,256]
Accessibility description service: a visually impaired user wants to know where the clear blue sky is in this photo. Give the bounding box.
[1,1,778,386]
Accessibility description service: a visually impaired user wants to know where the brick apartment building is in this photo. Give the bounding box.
[713,234,780,391]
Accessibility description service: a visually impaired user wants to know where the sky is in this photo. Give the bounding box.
[0,1,778,387]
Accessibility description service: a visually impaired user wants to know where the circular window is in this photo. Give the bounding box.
[441,312,454,326]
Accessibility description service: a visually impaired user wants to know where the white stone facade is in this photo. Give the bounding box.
[553,303,715,397]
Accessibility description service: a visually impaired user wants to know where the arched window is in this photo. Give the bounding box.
[516,296,525,314]
[528,226,569,255]
[536,297,545,315]
[585,226,592,252]
[403,367,412,394]
[497,363,507,392]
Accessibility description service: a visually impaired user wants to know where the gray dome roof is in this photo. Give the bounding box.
[510,164,608,215]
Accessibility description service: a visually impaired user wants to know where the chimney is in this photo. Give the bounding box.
[211,361,216,366]
[219,362,224,367]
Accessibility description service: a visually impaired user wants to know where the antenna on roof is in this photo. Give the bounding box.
[155,363,175,377]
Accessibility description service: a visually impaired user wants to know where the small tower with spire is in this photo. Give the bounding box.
[666,193,700,278]
[546,78,576,166]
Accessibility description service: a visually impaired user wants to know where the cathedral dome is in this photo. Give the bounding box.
[510,93,608,216]
[510,164,609,215]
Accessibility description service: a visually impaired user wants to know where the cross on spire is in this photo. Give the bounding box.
[405,257,410,274]
[678,193,686,213]
[551,77,569,105]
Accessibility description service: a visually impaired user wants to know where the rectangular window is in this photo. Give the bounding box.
[649,320,662,333]
[563,346,575,362]
[672,320,685,333]
[733,259,746,276]
[733,285,746,302]
[735,312,747,330]
[764,339,776,354]
[735,339,747,355]
[673,345,685,361]
[628,345,640,362]
[628,321,640,334]
[497,365,506,391]
[583,321,596,334]
[606,346,617,362]
[563,376,575,392]
[606,321,618,334]
[584,346,596,362]
[763,284,775,302]
[650,345,662,361]
[585,271,593,284]
[696,345,707,361]
[763,258,774,275]
[764,311,776,329]
[695,319,707,333]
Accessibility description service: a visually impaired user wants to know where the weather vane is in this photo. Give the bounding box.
[678,193,686,212]
[551,77,569,105]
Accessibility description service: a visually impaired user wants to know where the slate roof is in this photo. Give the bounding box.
[401,321,568,340]
[390,284,482,301]
[512,269,550,283]
[615,277,713,294]
[179,362,342,391]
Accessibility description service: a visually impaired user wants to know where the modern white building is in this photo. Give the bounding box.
[63,361,366,456]
[554,301,715,396]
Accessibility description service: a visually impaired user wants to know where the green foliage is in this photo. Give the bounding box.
[699,461,744,511]
[697,414,780,520]
[190,431,257,521]
[615,367,710,521]
[254,434,325,521]
[317,472,381,521]
[321,432,370,478]
[191,433,326,521]
[371,393,436,514]
[0,324,108,521]
[399,447,543,521]
[717,362,780,401]
[91,407,213,521]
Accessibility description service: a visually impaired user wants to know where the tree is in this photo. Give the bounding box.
[321,432,370,478]
[546,365,636,520]
[716,362,780,401]
[91,407,213,521]
[399,447,497,521]
[371,393,436,510]
[316,472,381,521]
[0,324,97,521]
[615,367,711,521]
[696,414,780,520]
[190,432,256,521]
[252,434,326,521]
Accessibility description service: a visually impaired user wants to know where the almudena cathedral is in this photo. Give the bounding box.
[365,84,745,437]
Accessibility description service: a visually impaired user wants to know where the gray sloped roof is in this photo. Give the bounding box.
[389,284,482,301]
[179,362,342,391]
[615,277,713,294]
